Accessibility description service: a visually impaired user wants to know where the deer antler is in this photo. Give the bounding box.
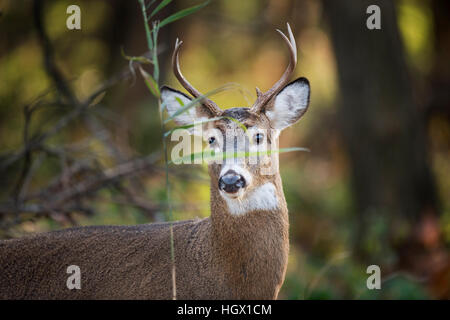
[172,38,222,116]
[251,23,297,114]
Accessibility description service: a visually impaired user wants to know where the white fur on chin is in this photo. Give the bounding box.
[221,182,278,216]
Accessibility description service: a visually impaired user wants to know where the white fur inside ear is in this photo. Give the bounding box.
[222,182,278,216]
[266,79,310,130]
[161,89,207,126]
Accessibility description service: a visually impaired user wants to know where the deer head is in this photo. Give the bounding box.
[161,23,310,215]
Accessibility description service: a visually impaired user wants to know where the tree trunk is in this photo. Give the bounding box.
[322,0,442,278]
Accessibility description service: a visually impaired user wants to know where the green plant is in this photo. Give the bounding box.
[135,0,213,300]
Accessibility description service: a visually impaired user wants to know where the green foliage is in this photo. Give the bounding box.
[158,0,211,29]
[170,147,310,165]
[150,0,173,18]
[163,83,237,123]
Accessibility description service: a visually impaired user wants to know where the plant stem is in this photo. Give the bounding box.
[138,0,176,300]
[158,100,177,300]
[138,0,153,51]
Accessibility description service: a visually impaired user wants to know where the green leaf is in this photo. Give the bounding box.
[88,91,106,107]
[163,116,224,137]
[169,147,310,164]
[151,21,160,82]
[158,0,211,29]
[139,66,160,98]
[150,0,172,18]
[163,83,237,124]
[223,116,247,133]
[146,0,157,10]
[174,97,184,107]
[121,47,152,64]
[163,113,247,139]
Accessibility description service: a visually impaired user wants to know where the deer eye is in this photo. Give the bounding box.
[208,137,216,145]
[254,133,264,144]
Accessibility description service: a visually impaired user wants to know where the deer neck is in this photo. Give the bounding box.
[209,173,289,241]
[208,172,289,294]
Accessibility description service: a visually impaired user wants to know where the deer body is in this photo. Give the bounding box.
[0,24,310,300]
[0,176,288,299]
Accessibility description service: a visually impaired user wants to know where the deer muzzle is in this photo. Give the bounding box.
[219,170,246,194]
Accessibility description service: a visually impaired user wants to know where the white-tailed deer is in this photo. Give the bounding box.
[0,23,310,299]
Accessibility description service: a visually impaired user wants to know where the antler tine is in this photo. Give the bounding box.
[285,22,297,61]
[172,38,222,116]
[172,38,199,98]
[251,23,297,113]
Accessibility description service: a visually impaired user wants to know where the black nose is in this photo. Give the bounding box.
[218,170,246,193]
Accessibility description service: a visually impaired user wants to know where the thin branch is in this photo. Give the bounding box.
[33,0,78,105]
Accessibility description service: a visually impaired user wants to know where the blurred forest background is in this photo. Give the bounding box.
[0,0,449,299]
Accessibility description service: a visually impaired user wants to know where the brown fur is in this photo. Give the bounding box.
[0,175,288,299]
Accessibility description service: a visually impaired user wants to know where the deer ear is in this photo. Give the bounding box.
[161,86,209,126]
[265,77,310,130]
